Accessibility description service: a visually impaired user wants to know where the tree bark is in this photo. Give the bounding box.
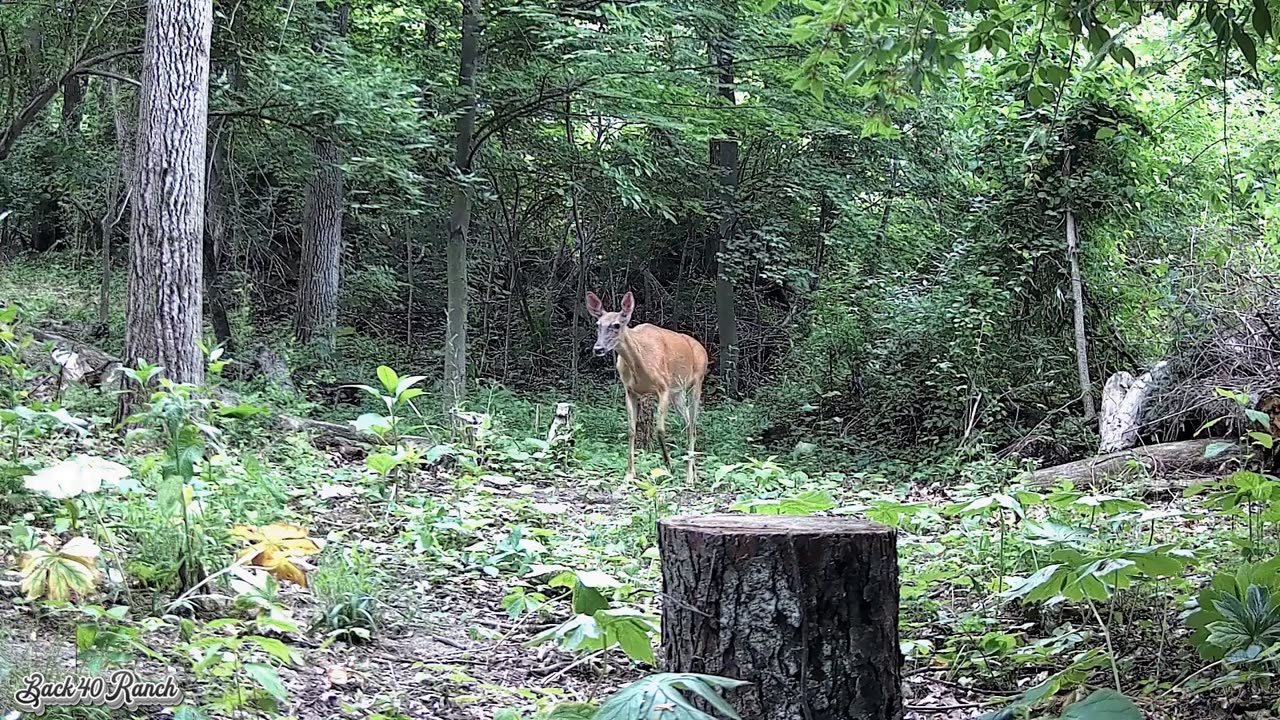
[121,0,213,399]
[294,136,343,351]
[709,29,739,397]
[660,514,902,720]
[294,2,349,353]
[443,0,481,415]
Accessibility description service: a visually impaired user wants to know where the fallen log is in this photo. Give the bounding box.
[22,326,432,453]
[1020,438,1244,488]
[28,327,122,387]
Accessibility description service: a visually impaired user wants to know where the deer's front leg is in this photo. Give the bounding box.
[655,390,672,469]
[624,390,638,483]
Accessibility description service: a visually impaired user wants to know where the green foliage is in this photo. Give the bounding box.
[1185,558,1280,661]
[311,547,383,645]
[527,568,659,666]
[592,673,748,720]
[1056,689,1143,720]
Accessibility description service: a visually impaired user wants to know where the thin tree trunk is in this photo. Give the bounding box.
[121,0,213,402]
[205,118,234,349]
[294,2,349,353]
[443,0,481,415]
[1066,204,1094,420]
[564,97,587,390]
[709,27,739,397]
[98,76,135,330]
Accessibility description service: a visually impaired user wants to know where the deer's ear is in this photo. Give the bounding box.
[585,291,604,318]
[619,292,635,322]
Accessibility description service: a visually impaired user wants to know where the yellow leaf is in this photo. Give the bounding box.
[229,524,264,542]
[17,538,102,602]
[60,537,102,565]
[257,522,313,543]
[229,523,321,587]
[273,560,308,587]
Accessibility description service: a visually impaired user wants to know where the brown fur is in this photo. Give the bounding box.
[586,292,708,482]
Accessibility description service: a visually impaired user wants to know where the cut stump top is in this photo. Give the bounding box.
[660,514,892,536]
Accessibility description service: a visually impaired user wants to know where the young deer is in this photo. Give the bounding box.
[586,291,708,483]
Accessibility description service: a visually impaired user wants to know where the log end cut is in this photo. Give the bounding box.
[660,513,902,720]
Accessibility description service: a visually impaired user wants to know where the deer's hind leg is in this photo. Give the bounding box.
[682,383,702,483]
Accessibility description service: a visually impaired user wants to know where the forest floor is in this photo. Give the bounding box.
[0,261,1273,720]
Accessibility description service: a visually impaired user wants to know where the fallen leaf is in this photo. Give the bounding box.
[231,523,322,587]
[325,665,356,687]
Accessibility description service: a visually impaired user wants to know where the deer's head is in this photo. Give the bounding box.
[585,291,633,356]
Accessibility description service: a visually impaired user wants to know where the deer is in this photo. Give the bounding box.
[586,290,709,483]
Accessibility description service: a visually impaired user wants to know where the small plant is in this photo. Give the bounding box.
[177,617,302,714]
[730,489,836,515]
[527,569,659,665]
[1185,558,1280,661]
[476,525,548,576]
[311,547,382,645]
[534,673,747,720]
[17,536,102,602]
[67,604,161,672]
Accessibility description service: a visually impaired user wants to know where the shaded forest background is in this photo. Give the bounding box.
[2,0,1278,462]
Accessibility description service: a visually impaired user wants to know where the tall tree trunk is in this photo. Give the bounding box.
[709,24,739,397]
[121,0,213,402]
[294,2,349,352]
[443,0,481,415]
[22,19,60,253]
[294,137,343,351]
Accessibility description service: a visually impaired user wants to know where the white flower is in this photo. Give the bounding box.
[23,454,131,500]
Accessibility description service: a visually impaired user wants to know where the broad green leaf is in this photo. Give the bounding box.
[352,413,392,435]
[394,375,427,399]
[1203,440,1233,456]
[1245,408,1272,427]
[376,366,400,395]
[1003,564,1065,602]
[247,635,299,665]
[218,403,270,419]
[243,662,288,702]
[1058,689,1142,720]
[367,453,399,475]
[575,570,623,589]
[595,674,748,720]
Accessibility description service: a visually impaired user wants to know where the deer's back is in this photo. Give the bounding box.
[617,324,708,394]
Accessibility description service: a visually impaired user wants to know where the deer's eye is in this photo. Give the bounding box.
[611,322,621,329]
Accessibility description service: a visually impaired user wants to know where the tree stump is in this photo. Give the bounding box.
[659,515,902,720]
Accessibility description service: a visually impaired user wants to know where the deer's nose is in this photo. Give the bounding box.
[593,345,608,356]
